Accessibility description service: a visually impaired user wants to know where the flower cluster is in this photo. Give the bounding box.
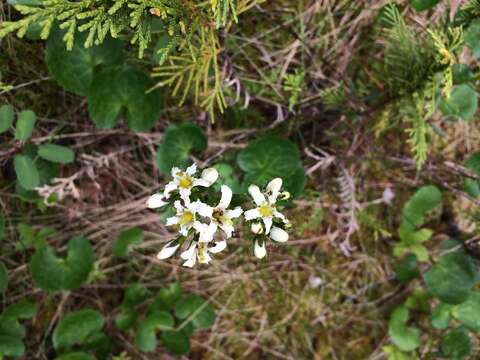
[147,164,290,267]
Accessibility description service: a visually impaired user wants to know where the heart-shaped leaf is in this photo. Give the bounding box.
[38,144,75,164]
[0,335,24,357]
[134,311,174,352]
[237,136,305,197]
[423,250,476,304]
[161,329,190,355]
[14,110,36,140]
[53,310,104,351]
[112,227,144,257]
[439,84,478,121]
[45,28,123,96]
[440,327,471,359]
[388,306,421,352]
[431,303,453,329]
[400,185,441,231]
[29,236,94,291]
[452,292,480,332]
[175,295,215,329]
[0,104,14,133]
[14,154,39,190]
[87,66,162,131]
[156,122,207,175]
[0,301,37,338]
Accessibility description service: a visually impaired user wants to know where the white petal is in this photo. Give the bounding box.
[179,188,192,202]
[273,210,287,223]
[180,242,196,260]
[250,222,264,234]
[263,217,272,234]
[179,224,190,237]
[267,178,282,203]
[157,241,180,259]
[254,239,266,259]
[182,258,196,268]
[225,207,243,219]
[220,223,234,239]
[186,163,197,175]
[201,167,219,185]
[173,200,184,213]
[198,248,212,264]
[270,227,289,242]
[195,221,217,243]
[146,193,168,209]
[210,240,227,254]
[163,181,178,199]
[244,208,261,221]
[248,185,266,205]
[166,216,180,226]
[218,185,232,209]
[171,167,181,177]
[190,200,213,218]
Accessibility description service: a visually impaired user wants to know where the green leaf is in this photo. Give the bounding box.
[156,123,207,175]
[7,0,42,5]
[452,64,475,85]
[161,330,190,355]
[463,152,480,197]
[123,284,151,306]
[452,292,480,332]
[423,251,476,304]
[55,352,96,360]
[439,84,478,121]
[0,215,5,241]
[464,19,480,58]
[134,311,175,352]
[237,136,305,197]
[157,283,182,308]
[0,262,7,292]
[431,303,453,329]
[400,185,441,231]
[388,306,421,352]
[394,255,420,283]
[115,306,137,331]
[29,236,94,291]
[440,327,471,359]
[383,345,415,360]
[394,228,432,261]
[45,28,123,96]
[53,310,104,351]
[14,110,36,140]
[0,335,24,357]
[213,163,241,194]
[0,301,37,338]
[14,154,40,190]
[175,295,215,329]
[409,0,440,11]
[87,66,162,131]
[112,227,144,257]
[38,144,75,164]
[0,104,14,133]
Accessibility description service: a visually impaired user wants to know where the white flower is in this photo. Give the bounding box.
[164,164,218,201]
[244,178,288,234]
[180,240,227,268]
[269,226,289,243]
[166,198,213,237]
[157,240,180,259]
[254,239,266,259]
[146,193,168,209]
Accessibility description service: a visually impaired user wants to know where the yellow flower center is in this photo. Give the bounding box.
[179,175,192,189]
[259,205,273,217]
[180,211,194,224]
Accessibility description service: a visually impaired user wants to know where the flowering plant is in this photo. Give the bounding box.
[147,164,291,267]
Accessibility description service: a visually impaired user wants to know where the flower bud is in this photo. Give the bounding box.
[254,239,266,259]
[201,167,219,185]
[279,191,291,200]
[270,227,289,243]
[250,222,264,235]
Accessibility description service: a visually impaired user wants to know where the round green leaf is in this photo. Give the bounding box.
[156,122,207,175]
[0,104,14,133]
[0,301,37,338]
[53,310,104,351]
[452,64,475,85]
[409,0,440,11]
[465,19,480,58]
[431,303,453,329]
[14,110,36,140]
[46,28,124,96]
[29,236,94,291]
[112,227,144,257]
[0,262,7,292]
[160,330,190,355]
[439,84,478,121]
[394,255,419,283]
[123,284,151,306]
[87,66,162,131]
[452,292,480,332]
[55,352,96,360]
[14,154,40,190]
[134,311,175,352]
[38,144,75,164]
[157,283,182,308]
[0,335,24,357]
[400,185,441,231]
[237,136,305,197]
[440,327,471,359]
[115,306,137,331]
[388,306,421,352]
[463,152,480,197]
[175,295,215,329]
[423,251,476,304]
